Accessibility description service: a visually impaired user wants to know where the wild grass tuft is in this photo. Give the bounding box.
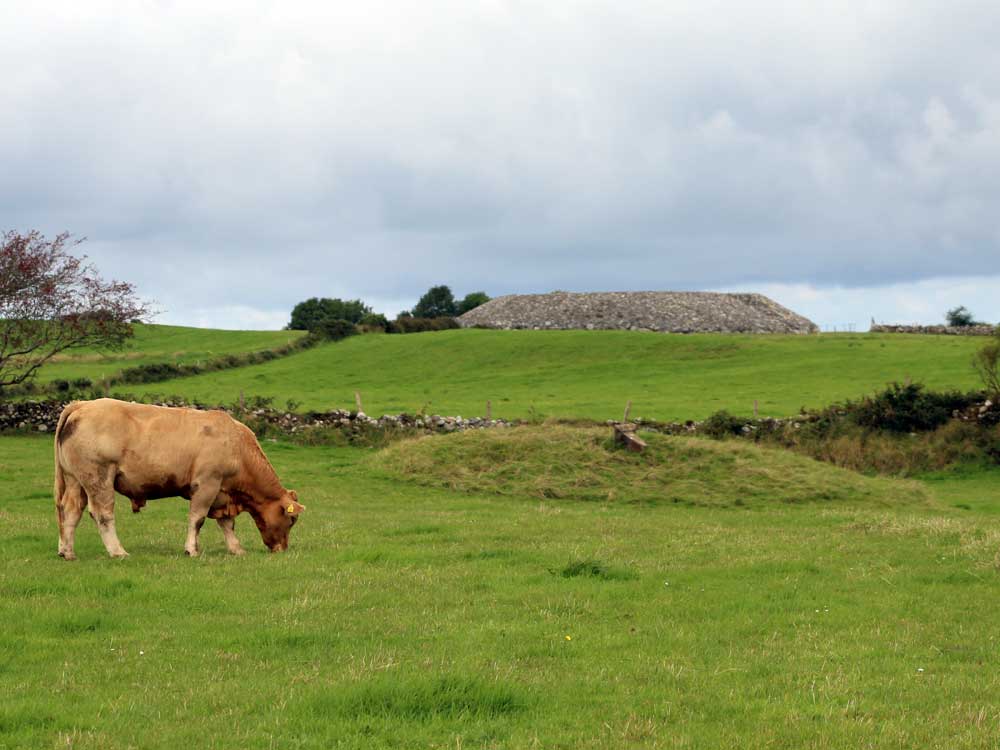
[557,558,638,581]
[313,676,529,720]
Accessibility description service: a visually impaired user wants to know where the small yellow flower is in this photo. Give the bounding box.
[565,635,572,641]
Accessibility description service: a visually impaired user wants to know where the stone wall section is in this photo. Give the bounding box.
[870,324,996,336]
[459,291,818,334]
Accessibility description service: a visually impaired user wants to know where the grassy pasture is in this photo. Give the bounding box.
[27,324,305,385]
[123,329,985,420]
[3,431,1000,748]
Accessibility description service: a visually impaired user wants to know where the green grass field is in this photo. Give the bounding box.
[124,329,985,421]
[29,324,305,385]
[4,326,999,747]
[2,431,999,748]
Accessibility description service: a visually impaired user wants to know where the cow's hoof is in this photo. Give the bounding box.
[185,549,200,557]
[229,548,246,556]
[58,550,77,561]
[109,551,129,559]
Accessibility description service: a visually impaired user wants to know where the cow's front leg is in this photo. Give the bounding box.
[185,478,222,557]
[216,516,246,555]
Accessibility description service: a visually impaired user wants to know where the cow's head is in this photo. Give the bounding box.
[251,490,305,552]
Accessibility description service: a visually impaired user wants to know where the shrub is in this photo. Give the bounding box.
[288,297,372,330]
[974,337,1000,397]
[313,318,358,341]
[389,316,460,334]
[701,410,747,439]
[358,313,389,332]
[850,382,973,433]
[70,377,92,389]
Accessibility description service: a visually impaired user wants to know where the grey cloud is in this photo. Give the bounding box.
[2,1,999,327]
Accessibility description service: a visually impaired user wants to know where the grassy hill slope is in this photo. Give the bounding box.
[125,329,984,420]
[31,324,305,385]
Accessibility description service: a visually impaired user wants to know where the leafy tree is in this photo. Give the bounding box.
[457,291,491,315]
[0,230,149,390]
[946,306,976,327]
[288,297,372,330]
[412,285,457,318]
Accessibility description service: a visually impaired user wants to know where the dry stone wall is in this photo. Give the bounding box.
[0,400,514,436]
[870,324,996,336]
[459,291,818,334]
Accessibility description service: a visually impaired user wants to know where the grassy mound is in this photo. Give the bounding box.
[373,426,928,507]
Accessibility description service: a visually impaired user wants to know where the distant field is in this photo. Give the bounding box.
[30,324,305,385]
[3,431,999,748]
[117,329,986,421]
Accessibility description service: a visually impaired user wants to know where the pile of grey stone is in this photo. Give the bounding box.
[458,291,818,334]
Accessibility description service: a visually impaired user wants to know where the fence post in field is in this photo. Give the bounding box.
[239,390,245,418]
[355,391,363,414]
[754,399,759,418]
[486,400,492,420]
[614,399,645,452]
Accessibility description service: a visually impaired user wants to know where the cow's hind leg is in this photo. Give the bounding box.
[83,472,129,559]
[217,516,245,556]
[185,478,222,557]
[56,476,86,561]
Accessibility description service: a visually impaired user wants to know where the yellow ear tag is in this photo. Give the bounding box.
[287,503,295,514]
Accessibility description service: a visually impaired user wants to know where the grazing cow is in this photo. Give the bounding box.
[53,398,305,559]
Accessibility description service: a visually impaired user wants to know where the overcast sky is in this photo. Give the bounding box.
[2,1,999,330]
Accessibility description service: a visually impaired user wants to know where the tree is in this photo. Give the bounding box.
[288,297,372,330]
[946,306,976,327]
[412,285,457,318]
[457,291,491,315]
[0,230,150,390]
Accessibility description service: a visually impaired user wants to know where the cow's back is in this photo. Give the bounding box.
[57,399,241,488]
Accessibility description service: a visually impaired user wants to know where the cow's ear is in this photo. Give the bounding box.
[284,500,305,515]
[289,490,298,501]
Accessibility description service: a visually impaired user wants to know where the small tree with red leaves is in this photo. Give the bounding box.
[0,230,151,391]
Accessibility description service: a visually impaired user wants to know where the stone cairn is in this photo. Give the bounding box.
[459,291,818,334]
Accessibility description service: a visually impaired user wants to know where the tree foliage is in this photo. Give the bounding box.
[458,291,491,315]
[0,230,150,390]
[946,306,977,327]
[412,285,458,319]
[288,297,372,330]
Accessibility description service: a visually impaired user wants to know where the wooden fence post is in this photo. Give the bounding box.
[355,391,363,413]
[486,400,492,420]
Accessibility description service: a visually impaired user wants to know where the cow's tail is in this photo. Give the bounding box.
[53,401,82,508]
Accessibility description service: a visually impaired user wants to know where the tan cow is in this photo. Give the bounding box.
[53,398,305,559]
